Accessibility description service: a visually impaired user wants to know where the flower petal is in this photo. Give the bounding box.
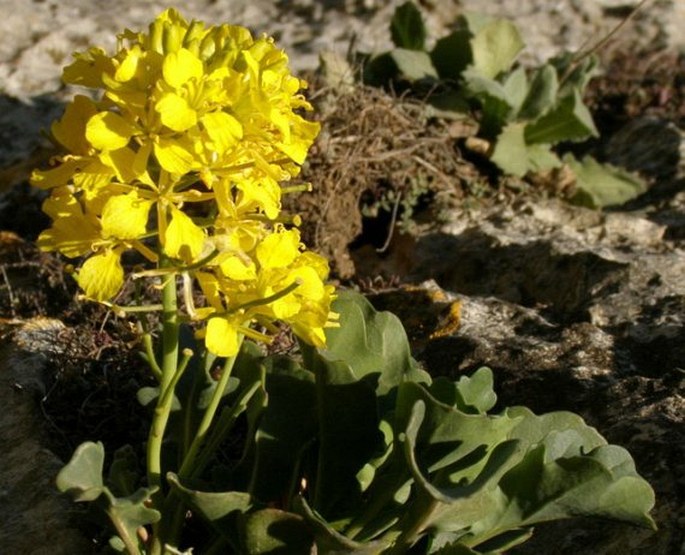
[51,96,98,154]
[288,266,324,300]
[76,250,124,301]
[156,93,197,132]
[101,191,152,239]
[205,317,240,357]
[114,45,142,82]
[162,47,203,88]
[201,111,243,153]
[86,112,137,151]
[164,208,205,262]
[38,193,100,257]
[219,255,257,280]
[153,138,195,174]
[256,228,300,269]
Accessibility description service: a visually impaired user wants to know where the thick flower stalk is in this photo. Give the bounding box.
[32,8,335,357]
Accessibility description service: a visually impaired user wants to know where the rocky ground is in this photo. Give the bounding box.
[0,1,684,554]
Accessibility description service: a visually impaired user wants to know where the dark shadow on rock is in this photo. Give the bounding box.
[409,229,628,324]
[0,93,65,239]
[611,294,685,378]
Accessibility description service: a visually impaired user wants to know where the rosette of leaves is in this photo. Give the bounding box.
[360,2,645,207]
[69,290,652,554]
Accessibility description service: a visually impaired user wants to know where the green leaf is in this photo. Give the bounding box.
[455,367,498,414]
[526,143,563,172]
[551,53,600,97]
[460,12,494,34]
[518,64,558,120]
[428,367,497,415]
[242,508,315,554]
[397,382,522,484]
[470,19,524,78]
[566,154,647,208]
[136,386,181,410]
[294,496,391,554]
[524,89,598,144]
[491,122,560,177]
[56,441,105,502]
[502,67,529,114]
[490,123,530,177]
[319,291,430,393]
[102,486,161,549]
[462,70,515,136]
[168,473,253,521]
[247,356,317,504]
[107,445,139,498]
[431,29,472,80]
[168,473,253,551]
[390,1,427,51]
[390,49,439,81]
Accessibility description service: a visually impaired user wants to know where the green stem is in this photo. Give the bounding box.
[141,331,163,382]
[162,341,244,549]
[177,341,243,477]
[148,272,180,555]
[191,378,261,479]
[161,274,180,391]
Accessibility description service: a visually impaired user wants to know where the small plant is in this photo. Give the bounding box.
[34,8,655,554]
[359,1,646,207]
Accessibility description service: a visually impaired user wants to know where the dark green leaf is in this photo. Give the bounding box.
[294,495,391,554]
[309,354,384,519]
[518,64,558,120]
[167,472,253,550]
[524,89,598,144]
[431,29,473,80]
[363,53,400,87]
[107,445,139,498]
[390,2,427,51]
[551,53,600,97]
[247,356,317,503]
[462,70,515,136]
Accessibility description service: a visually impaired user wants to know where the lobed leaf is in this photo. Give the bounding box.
[518,64,558,120]
[524,89,598,144]
[565,154,647,208]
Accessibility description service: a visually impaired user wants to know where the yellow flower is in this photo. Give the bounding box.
[192,226,336,356]
[33,9,336,347]
[37,191,101,257]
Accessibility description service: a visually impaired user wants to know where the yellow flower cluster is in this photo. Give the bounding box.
[32,9,335,356]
